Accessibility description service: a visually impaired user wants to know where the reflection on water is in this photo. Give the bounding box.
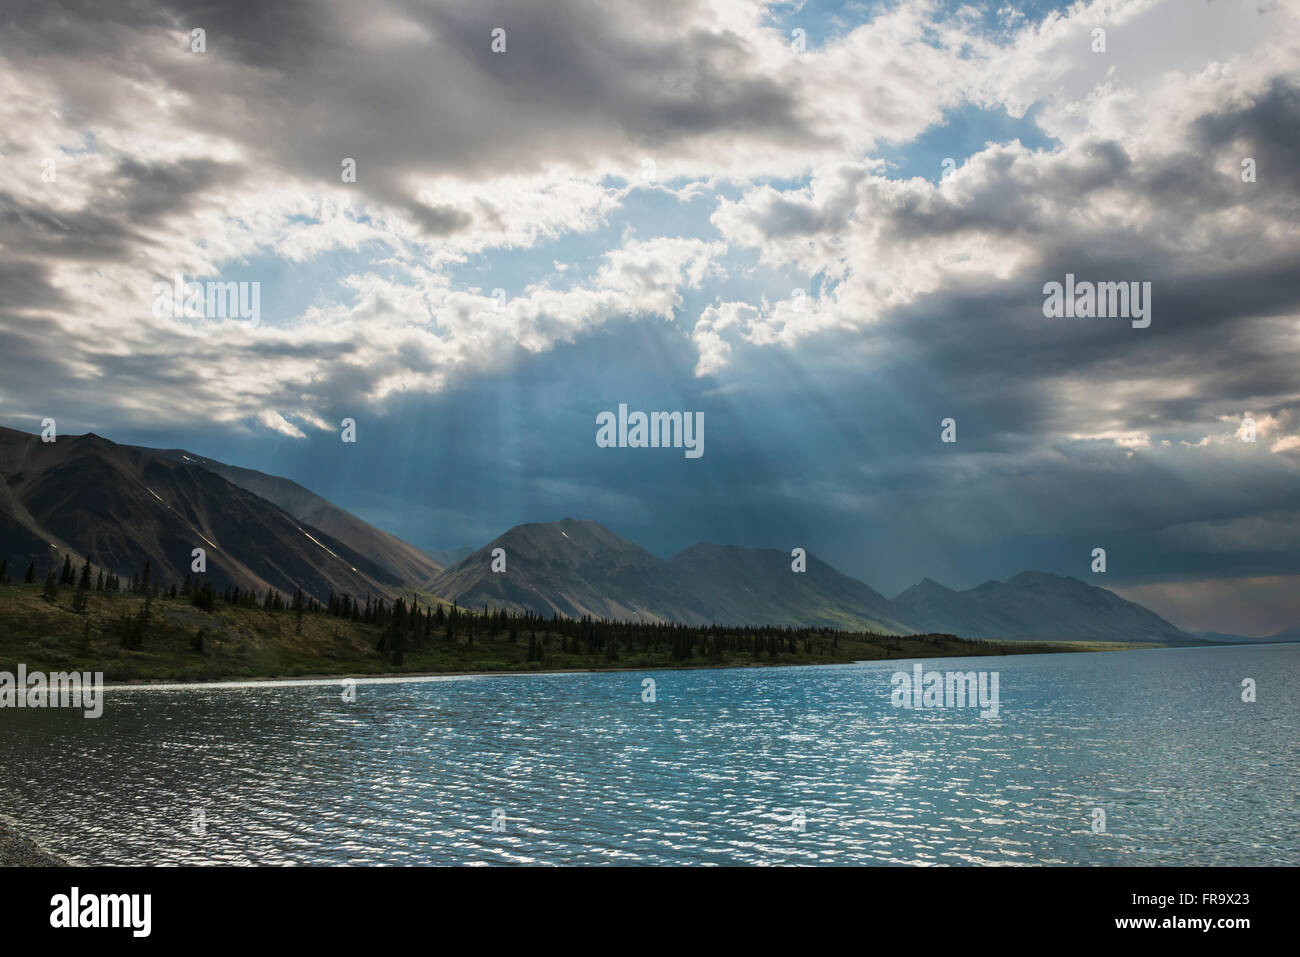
[1,645,1296,865]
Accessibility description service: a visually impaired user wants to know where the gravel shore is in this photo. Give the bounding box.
[0,818,67,866]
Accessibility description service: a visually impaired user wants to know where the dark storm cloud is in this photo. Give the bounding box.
[1194,76,1300,194]
[112,157,245,221]
[0,0,811,239]
[0,155,245,263]
[0,191,147,263]
[0,259,70,311]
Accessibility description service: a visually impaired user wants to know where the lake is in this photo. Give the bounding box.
[1,644,1295,865]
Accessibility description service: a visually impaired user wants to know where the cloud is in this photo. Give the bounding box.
[256,409,308,438]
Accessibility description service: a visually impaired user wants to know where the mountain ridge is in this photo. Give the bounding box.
[428,517,718,624]
[0,426,405,603]
[152,448,445,586]
[0,426,1256,642]
[891,569,1194,643]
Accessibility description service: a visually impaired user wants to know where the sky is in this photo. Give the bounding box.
[1,0,1298,635]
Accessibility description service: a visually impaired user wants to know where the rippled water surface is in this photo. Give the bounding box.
[1,644,1296,865]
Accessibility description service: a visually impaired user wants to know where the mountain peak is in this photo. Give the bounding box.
[893,577,955,601]
[433,518,710,623]
[894,569,1191,642]
[1007,570,1070,585]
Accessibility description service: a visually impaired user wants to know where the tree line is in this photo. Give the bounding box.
[2,555,961,665]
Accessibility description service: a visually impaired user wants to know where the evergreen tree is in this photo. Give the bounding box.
[78,555,92,590]
[60,554,74,585]
[138,595,151,643]
[42,569,59,601]
[24,560,36,584]
[191,581,216,611]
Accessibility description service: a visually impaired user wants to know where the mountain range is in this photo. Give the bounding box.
[1191,628,1300,644]
[0,425,1272,644]
[892,572,1192,643]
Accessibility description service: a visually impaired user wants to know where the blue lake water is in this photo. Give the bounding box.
[0,644,1296,865]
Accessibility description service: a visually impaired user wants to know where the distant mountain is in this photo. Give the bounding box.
[431,520,1209,640]
[667,543,915,633]
[428,518,717,624]
[1193,628,1300,644]
[891,578,1012,637]
[892,570,1196,643]
[155,449,444,586]
[428,520,918,631]
[0,427,403,602]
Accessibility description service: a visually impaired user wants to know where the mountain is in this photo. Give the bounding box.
[155,449,444,586]
[667,543,915,633]
[1193,628,1300,644]
[428,520,917,631]
[892,570,1195,643]
[889,577,1012,637]
[428,518,717,623]
[0,427,404,602]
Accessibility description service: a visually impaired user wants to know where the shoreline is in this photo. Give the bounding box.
[93,639,1289,690]
[0,816,68,867]
[99,645,1130,689]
